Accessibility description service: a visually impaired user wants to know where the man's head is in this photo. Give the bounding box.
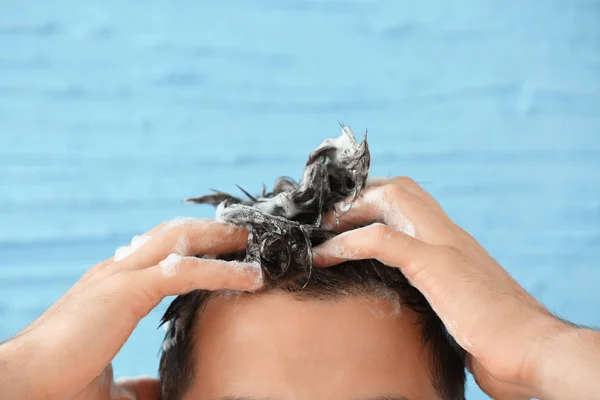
[159,261,466,400]
[159,127,466,399]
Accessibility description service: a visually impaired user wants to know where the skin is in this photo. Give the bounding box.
[0,177,599,400]
[314,177,600,400]
[186,292,439,400]
[0,219,260,400]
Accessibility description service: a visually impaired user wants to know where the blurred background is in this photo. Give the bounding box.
[1,1,599,398]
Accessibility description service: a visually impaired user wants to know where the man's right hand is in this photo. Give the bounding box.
[314,177,600,400]
[0,218,262,400]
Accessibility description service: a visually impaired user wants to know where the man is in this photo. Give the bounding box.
[1,128,599,400]
[158,127,465,399]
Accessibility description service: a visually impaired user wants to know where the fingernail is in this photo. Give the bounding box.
[366,176,387,185]
[313,234,357,260]
[312,244,333,260]
[237,261,264,290]
[311,250,327,267]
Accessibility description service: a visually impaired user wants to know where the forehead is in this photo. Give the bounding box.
[185,292,438,400]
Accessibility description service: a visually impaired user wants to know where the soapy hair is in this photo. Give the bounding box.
[159,125,466,400]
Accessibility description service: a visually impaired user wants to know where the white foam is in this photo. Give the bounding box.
[114,235,152,261]
[162,336,177,352]
[461,336,473,350]
[336,125,358,151]
[215,202,227,222]
[224,222,242,234]
[163,216,203,232]
[159,253,183,277]
[173,236,189,255]
[446,319,458,337]
[130,235,149,248]
[225,260,263,288]
[367,287,403,318]
[312,125,358,157]
[444,319,473,350]
[253,191,304,218]
[114,246,131,262]
[337,199,352,213]
[314,230,361,259]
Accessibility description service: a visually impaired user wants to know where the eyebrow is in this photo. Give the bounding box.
[218,397,410,400]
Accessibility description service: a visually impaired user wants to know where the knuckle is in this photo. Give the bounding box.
[436,245,462,263]
[104,273,128,294]
[171,224,193,243]
[396,176,418,186]
[368,223,392,247]
[130,273,165,316]
[393,176,423,195]
[382,181,405,200]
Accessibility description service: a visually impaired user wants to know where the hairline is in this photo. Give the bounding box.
[160,263,464,400]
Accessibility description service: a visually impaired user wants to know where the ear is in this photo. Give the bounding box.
[115,377,161,400]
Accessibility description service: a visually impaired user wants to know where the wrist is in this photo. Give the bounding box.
[530,321,600,400]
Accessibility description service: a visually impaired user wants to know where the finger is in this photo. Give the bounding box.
[322,183,416,237]
[139,255,263,299]
[87,220,175,278]
[116,220,248,271]
[90,222,176,278]
[322,188,381,232]
[81,258,115,282]
[312,223,430,271]
[142,217,215,237]
[116,377,160,400]
[112,218,221,264]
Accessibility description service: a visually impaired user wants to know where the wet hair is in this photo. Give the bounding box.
[158,125,466,400]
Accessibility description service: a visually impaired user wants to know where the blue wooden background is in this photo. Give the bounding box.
[1,1,599,398]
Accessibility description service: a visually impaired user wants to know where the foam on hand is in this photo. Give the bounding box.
[159,253,183,277]
[337,199,353,213]
[215,201,227,222]
[168,216,196,226]
[114,235,152,262]
[314,230,361,259]
[363,190,416,238]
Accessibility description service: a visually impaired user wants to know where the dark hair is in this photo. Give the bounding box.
[159,126,466,400]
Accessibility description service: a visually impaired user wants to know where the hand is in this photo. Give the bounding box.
[0,219,261,400]
[313,177,569,400]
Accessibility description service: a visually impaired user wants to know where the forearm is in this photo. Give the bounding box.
[533,325,600,400]
[0,338,34,400]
